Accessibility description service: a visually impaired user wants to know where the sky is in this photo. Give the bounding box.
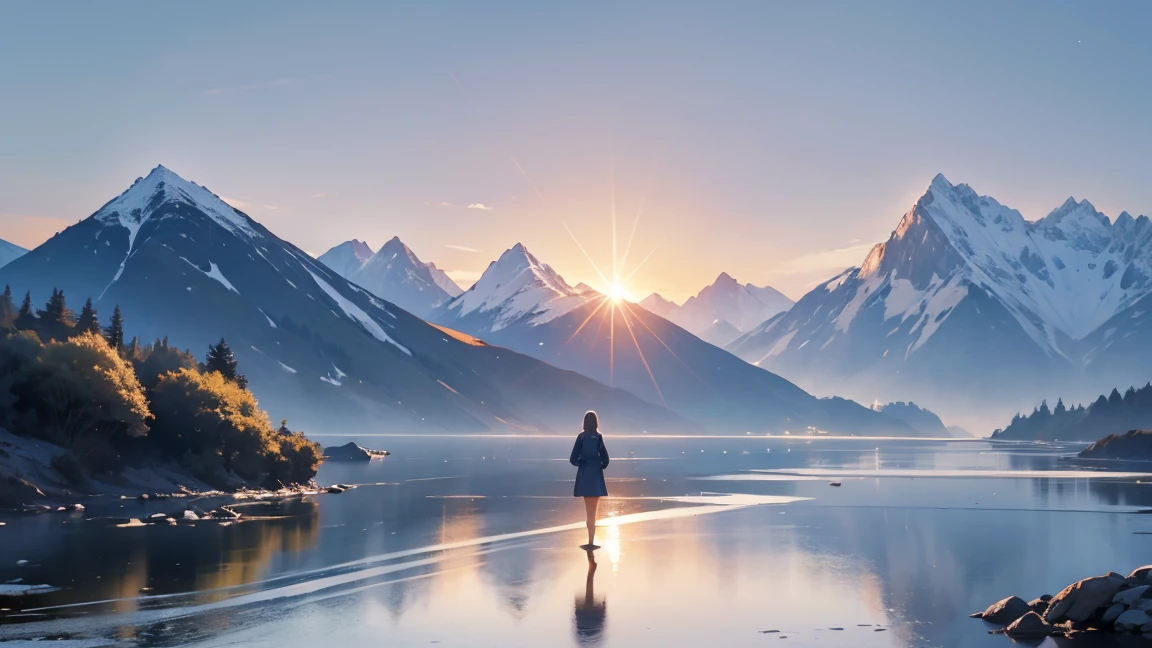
[2,2,1151,303]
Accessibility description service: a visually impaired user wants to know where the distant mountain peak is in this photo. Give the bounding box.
[97,163,261,244]
[440,243,590,331]
[318,239,375,277]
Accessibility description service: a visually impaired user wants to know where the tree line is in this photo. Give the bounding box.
[991,383,1152,441]
[0,286,320,488]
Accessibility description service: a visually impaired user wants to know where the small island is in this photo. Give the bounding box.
[0,287,322,508]
[1079,430,1152,461]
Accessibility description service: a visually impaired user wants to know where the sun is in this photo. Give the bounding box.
[606,281,632,302]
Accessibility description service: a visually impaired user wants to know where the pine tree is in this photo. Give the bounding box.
[106,305,125,350]
[38,288,76,330]
[205,337,248,389]
[14,291,35,330]
[0,285,14,329]
[1054,398,1066,416]
[76,298,101,335]
[126,336,141,361]
[1038,399,1051,417]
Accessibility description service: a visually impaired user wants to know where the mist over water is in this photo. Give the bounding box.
[2,436,1150,647]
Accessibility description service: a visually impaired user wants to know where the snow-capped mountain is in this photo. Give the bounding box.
[0,165,685,434]
[639,274,794,346]
[639,292,678,319]
[436,243,592,333]
[727,173,1152,430]
[0,238,27,269]
[347,237,457,318]
[437,245,915,435]
[318,237,462,317]
[427,261,463,297]
[317,239,373,277]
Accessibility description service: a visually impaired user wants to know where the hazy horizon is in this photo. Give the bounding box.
[3,2,1151,302]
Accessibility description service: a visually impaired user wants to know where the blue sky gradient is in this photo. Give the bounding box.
[2,2,1149,300]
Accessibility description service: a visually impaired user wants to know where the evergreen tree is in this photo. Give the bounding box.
[38,288,75,327]
[1037,399,1051,417]
[0,285,14,329]
[1054,398,1067,416]
[105,305,124,350]
[205,338,247,389]
[76,298,101,335]
[14,291,35,330]
[126,336,141,360]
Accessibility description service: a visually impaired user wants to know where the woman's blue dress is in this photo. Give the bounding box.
[570,431,610,497]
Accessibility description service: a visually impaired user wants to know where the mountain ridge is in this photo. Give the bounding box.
[0,165,688,435]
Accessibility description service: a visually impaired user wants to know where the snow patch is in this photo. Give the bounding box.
[179,257,240,294]
[303,267,412,355]
[259,308,277,328]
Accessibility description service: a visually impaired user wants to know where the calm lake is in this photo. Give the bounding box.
[2,435,1151,647]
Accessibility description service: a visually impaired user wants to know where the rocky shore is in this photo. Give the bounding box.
[973,566,1152,639]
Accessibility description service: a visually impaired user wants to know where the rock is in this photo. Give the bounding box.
[182,510,200,521]
[1128,566,1152,585]
[1114,609,1152,632]
[1027,597,1049,613]
[0,476,46,508]
[980,596,1033,624]
[327,485,346,494]
[1101,602,1128,624]
[1046,572,1126,623]
[144,513,171,524]
[322,442,371,461]
[1004,612,1054,638]
[1115,585,1151,606]
[1131,597,1152,612]
[828,482,842,487]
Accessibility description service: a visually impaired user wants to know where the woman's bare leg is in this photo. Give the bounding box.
[584,496,600,547]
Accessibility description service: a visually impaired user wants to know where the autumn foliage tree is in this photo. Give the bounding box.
[10,331,150,469]
[0,288,321,489]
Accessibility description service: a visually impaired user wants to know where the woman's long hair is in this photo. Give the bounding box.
[583,411,599,434]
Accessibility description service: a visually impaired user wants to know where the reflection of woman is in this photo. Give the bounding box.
[570,411,610,549]
[574,549,607,644]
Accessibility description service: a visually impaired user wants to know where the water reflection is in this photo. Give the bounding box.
[574,548,607,644]
[3,437,1151,648]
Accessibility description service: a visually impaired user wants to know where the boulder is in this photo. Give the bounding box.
[1115,585,1151,606]
[1101,602,1127,624]
[1113,609,1152,633]
[1046,572,1126,623]
[1128,566,1152,585]
[1003,612,1054,638]
[1027,597,1049,613]
[1131,597,1152,612]
[980,596,1032,624]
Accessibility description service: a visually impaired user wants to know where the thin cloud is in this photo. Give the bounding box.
[765,242,879,276]
[204,73,329,96]
[221,197,279,211]
[312,193,327,198]
[467,203,494,211]
[444,244,479,253]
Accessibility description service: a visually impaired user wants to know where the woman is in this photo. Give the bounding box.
[570,410,610,549]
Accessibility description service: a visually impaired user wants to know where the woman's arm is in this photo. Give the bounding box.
[599,437,610,469]
[570,434,583,466]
